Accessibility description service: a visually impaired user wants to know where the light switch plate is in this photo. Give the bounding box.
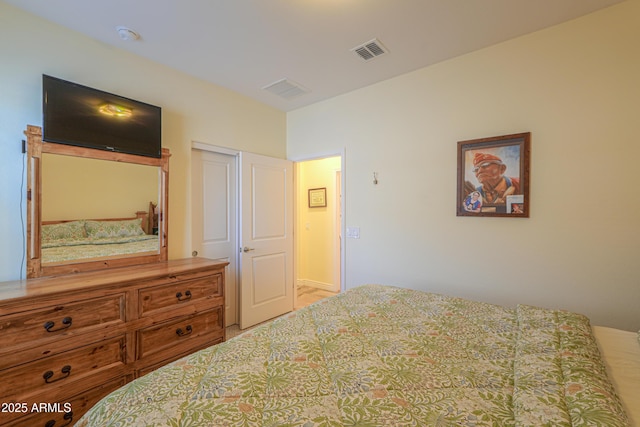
[346,226,360,239]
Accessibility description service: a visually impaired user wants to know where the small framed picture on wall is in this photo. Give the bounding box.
[457,132,530,217]
[308,187,327,208]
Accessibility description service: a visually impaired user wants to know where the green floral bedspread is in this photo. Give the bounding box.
[41,235,158,264]
[77,284,628,426]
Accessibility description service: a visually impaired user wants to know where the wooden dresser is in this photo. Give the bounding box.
[0,258,226,427]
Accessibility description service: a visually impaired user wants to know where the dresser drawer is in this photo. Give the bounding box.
[0,294,125,349]
[137,307,223,360]
[2,375,128,427]
[138,273,222,316]
[135,336,224,378]
[0,336,126,402]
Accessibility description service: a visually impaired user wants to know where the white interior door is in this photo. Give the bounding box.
[240,152,294,329]
[192,149,238,326]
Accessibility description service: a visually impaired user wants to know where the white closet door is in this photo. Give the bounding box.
[192,149,238,326]
[239,151,293,329]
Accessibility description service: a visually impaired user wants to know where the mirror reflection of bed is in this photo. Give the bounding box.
[41,153,160,266]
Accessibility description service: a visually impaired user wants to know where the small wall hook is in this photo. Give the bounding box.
[373,172,378,185]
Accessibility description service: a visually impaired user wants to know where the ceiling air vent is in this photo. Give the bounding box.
[262,78,310,100]
[351,38,388,61]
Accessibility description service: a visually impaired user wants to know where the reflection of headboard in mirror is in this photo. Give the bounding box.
[26,125,170,278]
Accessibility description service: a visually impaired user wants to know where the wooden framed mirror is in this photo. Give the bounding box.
[25,125,170,278]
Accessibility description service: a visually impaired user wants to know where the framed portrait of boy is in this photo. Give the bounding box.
[457,132,530,217]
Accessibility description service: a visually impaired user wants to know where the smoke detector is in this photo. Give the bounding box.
[351,38,388,61]
[116,26,140,41]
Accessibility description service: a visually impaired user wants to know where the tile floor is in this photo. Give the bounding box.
[226,285,338,338]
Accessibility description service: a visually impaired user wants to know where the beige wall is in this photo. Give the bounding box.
[296,157,341,291]
[0,2,286,280]
[288,0,640,331]
[42,154,158,220]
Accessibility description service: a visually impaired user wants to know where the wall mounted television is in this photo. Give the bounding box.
[43,75,162,158]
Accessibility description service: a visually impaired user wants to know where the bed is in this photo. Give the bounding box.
[76,284,636,426]
[592,326,640,426]
[41,210,159,265]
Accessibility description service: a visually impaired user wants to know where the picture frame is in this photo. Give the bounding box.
[457,132,530,217]
[308,187,327,208]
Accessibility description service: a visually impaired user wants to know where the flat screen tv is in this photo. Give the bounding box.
[43,75,161,158]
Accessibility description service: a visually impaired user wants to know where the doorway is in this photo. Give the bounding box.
[295,156,342,307]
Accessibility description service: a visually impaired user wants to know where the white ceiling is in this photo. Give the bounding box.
[5,0,624,112]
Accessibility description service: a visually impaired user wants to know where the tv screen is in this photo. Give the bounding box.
[43,75,161,158]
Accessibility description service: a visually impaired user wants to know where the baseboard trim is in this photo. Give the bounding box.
[297,279,338,293]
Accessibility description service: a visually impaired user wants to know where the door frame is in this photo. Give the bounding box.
[292,150,346,294]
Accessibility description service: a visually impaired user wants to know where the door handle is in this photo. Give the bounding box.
[242,247,255,253]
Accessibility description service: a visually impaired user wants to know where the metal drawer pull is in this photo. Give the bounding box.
[45,411,73,427]
[44,317,73,332]
[175,290,192,301]
[43,365,72,384]
[176,325,193,337]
